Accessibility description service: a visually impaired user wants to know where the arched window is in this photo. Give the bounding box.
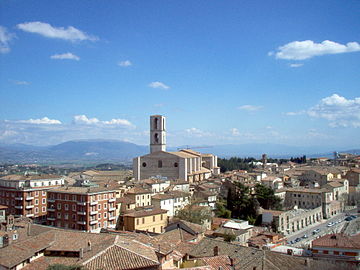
[154,133,159,143]
[142,162,147,167]
[158,160,162,168]
[174,162,178,167]
[154,118,158,129]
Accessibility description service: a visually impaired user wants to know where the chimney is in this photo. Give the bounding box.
[214,246,219,256]
[304,258,310,267]
[27,223,31,236]
[80,248,84,259]
[88,240,92,251]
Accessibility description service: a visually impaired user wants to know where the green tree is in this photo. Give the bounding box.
[254,184,282,210]
[175,203,211,225]
[215,202,231,218]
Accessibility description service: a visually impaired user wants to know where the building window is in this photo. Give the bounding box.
[98,195,102,200]
[57,203,61,210]
[72,195,77,201]
[57,212,61,219]
[35,191,39,196]
[142,162,147,167]
[142,217,145,224]
[42,191,46,196]
[161,214,163,220]
[65,204,69,211]
[42,198,46,204]
[35,199,39,205]
[72,204,76,211]
[64,213,68,220]
[158,160,162,168]
[35,207,39,213]
[104,203,107,209]
[104,212,107,218]
[98,204,101,210]
[98,213,102,219]
[42,206,46,212]
[174,162,178,167]
[137,219,139,225]
[153,216,155,222]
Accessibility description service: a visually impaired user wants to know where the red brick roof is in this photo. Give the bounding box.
[312,233,360,249]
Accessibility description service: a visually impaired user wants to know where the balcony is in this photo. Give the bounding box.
[77,201,87,206]
[48,199,55,203]
[77,221,87,225]
[90,210,98,215]
[47,217,56,221]
[108,198,116,202]
[25,196,34,200]
[15,205,23,209]
[47,208,55,212]
[15,197,23,200]
[108,216,116,220]
[26,213,34,217]
[90,220,97,225]
[108,207,116,211]
[77,211,87,215]
[25,205,34,209]
[90,201,98,206]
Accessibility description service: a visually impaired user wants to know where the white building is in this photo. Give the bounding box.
[152,191,190,217]
[133,115,220,183]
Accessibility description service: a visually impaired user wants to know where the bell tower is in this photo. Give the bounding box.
[150,115,166,153]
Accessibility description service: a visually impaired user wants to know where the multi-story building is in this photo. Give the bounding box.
[346,169,360,187]
[152,191,190,217]
[47,187,117,232]
[126,186,152,207]
[0,174,64,222]
[262,206,323,235]
[283,187,343,219]
[119,207,168,233]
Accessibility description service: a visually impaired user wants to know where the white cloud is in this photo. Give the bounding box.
[237,105,263,111]
[118,60,132,67]
[307,94,360,127]
[73,115,100,125]
[18,117,62,125]
[0,25,15,53]
[148,81,170,90]
[271,40,360,60]
[73,115,134,128]
[286,94,360,128]
[185,127,211,138]
[289,63,304,68]
[50,52,80,61]
[10,80,30,85]
[231,128,240,136]
[17,21,98,42]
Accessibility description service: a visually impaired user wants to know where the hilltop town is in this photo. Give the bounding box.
[0,115,359,270]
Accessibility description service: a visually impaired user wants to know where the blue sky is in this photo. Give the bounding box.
[0,0,359,149]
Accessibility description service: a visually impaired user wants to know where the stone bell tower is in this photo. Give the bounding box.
[150,115,166,153]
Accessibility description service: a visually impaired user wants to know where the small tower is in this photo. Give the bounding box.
[150,115,166,153]
[262,153,267,169]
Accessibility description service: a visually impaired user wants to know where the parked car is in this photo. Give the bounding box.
[295,238,302,242]
[327,222,334,227]
[312,229,320,235]
[302,234,308,239]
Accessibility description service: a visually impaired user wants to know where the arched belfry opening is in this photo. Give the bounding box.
[150,115,166,153]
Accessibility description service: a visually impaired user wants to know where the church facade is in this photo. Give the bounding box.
[133,115,220,182]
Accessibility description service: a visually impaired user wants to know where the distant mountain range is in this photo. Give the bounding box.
[0,140,359,164]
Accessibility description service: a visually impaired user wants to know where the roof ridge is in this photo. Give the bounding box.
[121,239,161,263]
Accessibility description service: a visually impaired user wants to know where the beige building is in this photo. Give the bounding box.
[133,115,220,183]
[262,206,323,235]
[126,186,152,207]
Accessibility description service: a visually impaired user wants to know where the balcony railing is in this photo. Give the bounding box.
[108,207,116,211]
[47,208,55,212]
[26,213,34,217]
[90,210,98,215]
[25,205,34,209]
[15,197,23,200]
[77,221,87,225]
[25,196,34,200]
[108,198,116,202]
[47,217,56,221]
[48,199,55,203]
[15,205,23,209]
[77,201,87,206]
[90,220,97,225]
[108,216,116,220]
[90,201,98,206]
[77,211,87,215]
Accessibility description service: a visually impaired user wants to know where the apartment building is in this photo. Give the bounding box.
[0,174,64,222]
[126,186,152,207]
[47,187,117,232]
